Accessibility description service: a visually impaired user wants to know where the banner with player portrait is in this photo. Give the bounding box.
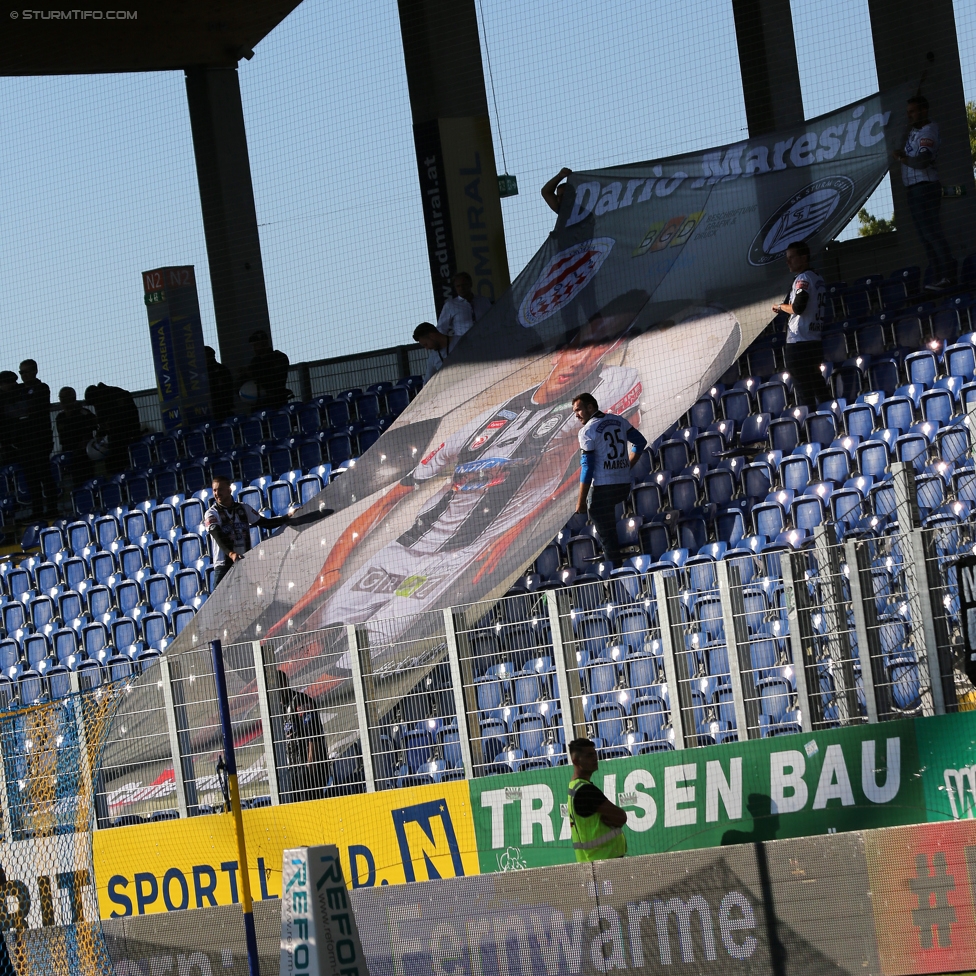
[159,87,906,726]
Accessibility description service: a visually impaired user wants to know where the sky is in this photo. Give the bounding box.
[0,0,973,397]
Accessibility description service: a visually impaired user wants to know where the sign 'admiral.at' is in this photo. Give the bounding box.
[518,238,614,328]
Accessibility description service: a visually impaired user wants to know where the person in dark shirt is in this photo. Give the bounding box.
[84,382,142,473]
[18,360,57,516]
[205,346,236,422]
[0,372,25,471]
[282,688,331,802]
[55,387,98,486]
[240,329,290,410]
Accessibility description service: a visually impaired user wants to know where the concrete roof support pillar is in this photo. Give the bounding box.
[732,0,805,136]
[398,0,510,316]
[185,65,272,380]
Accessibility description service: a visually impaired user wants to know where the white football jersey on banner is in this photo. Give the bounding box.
[786,269,826,343]
[578,412,635,485]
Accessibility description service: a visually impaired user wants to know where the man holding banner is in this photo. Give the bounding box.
[774,241,827,407]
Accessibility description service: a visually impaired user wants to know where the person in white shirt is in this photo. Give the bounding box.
[773,240,827,407]
[436,272,492,339]
[574,392,647,567]
[891,95,956,290]
[414,321,458,382]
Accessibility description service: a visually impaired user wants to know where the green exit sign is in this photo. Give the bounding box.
[145,290,166,306]
[498,173,519,198]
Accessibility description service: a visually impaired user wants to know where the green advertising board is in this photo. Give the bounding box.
[468,711,976,874]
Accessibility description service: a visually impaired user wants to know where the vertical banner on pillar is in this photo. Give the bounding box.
[438,116,511,308]
[413,117,511,316]
[280,845,369,976]
[413,120,457,314]
[142,266,212,430]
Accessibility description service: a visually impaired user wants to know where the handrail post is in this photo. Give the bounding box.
[250,641,281,805]
[346,625,376,792]
[443,609,474,779]
[654,571,689,749]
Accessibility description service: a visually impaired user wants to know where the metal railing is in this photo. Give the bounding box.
[2,461,967,834]
[42,343,430,451]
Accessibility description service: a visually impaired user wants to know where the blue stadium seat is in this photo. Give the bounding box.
[151,504,178,536]
[267,481,295,516]
[574,613,613,661]
[768,417,800,454]
[28,595,56,630]
[57,589,84,624]
[146,539,174,574]
[632,483,662,521]
[82,622,109,657]
[39,526,66,559]
[792,495,825,532]
[323,400,351,427]
[633,697,668,739]
[34,561,60,592]
[296,404,322,434]
[894,433,928,471]
[752,501,785,539]
[701,468,733,507]
[855,322,887,357]
[892,315,924,351]
[878,279,908,311]
[938,425,970,463]
[47,665,72,700]
[842,288,872,319]
[779,455,811,493]
[143,574,171,611]
[945,342,976,380]
[721,389,752,423]
[175,568,202,604]
[831,489,864,527]
[616,609,651,656]
[142,612,168,649]
[113,579,141,616]
[172,606,196,635]
[817,448,851,484]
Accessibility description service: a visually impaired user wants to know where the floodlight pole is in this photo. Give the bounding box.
[211,640,260,976]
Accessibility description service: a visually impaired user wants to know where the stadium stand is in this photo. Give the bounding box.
[0,377,423,703]
[5,259,976,804]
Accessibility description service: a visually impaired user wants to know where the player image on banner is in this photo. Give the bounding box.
[263,294,740,689]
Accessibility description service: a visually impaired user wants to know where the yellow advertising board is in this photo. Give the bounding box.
[92,782,477,919]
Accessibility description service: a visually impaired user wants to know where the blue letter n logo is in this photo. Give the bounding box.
[392,799,464,883]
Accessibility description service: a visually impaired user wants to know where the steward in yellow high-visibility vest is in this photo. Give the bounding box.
[567,738,628,861]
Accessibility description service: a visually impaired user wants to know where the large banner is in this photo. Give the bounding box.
[102,818,976,976]
[173,88,905,673]
[91,781,477,919]
[85,710,976,923]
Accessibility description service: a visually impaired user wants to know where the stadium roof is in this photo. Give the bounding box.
[0,0,302,75]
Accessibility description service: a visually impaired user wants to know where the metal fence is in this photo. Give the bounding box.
[45,343,429,450]
[4,462,967,834]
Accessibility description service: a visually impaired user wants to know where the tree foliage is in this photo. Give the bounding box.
[968,100,976,174]
[856,208,896,237]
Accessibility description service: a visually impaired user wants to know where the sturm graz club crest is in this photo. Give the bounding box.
[518,238,614,328]
[748,176,856,266]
